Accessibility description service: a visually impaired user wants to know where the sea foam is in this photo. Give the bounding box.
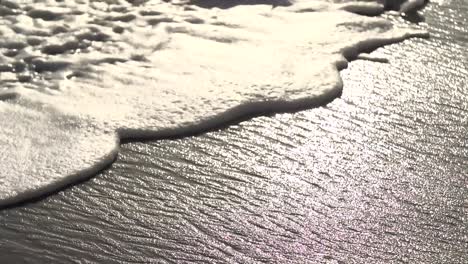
[0,0,427,206]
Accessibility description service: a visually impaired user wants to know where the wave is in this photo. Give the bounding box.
[0,0,427,207]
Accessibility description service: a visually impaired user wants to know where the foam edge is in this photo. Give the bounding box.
[0,27,430,209]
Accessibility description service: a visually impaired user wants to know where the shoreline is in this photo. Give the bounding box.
[1,1,467,263]
[0,7,428,208]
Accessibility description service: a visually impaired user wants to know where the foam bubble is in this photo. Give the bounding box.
[0,0,427,206]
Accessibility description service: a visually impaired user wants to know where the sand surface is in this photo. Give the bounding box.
[0,0,467,263]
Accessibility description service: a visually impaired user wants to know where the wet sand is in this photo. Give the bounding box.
[0,1,467,263]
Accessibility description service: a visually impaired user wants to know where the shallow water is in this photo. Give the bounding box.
[0,0,467,263]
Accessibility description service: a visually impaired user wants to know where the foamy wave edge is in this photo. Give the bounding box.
[0,1,428,208]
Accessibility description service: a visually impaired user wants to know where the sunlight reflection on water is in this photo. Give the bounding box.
[0,0,467,263]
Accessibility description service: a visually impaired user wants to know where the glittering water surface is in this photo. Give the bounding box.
[0,0,467,263]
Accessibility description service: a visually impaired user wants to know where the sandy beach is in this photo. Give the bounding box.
[0,0,467,263]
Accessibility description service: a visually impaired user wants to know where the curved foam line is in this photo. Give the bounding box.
[0,0,431,208]
[0,142,119,208]
[0,30,429,209]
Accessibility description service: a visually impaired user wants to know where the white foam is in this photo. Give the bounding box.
[0,0,427,206]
